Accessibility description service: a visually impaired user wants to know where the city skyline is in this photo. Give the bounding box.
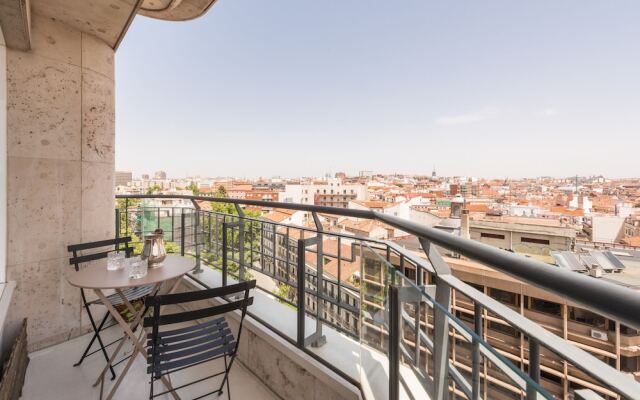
[118,169,636,181]
[116,1,640,178]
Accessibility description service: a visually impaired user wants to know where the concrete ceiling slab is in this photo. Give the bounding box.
[139,0,217,21]
[30,0,141,48]
[0,0,31,50]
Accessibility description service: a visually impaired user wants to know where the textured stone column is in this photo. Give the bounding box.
[5,14,115,350]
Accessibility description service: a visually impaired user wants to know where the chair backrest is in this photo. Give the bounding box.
[144,280,256,327]
[67,236,133,271]
[143,280,256,377]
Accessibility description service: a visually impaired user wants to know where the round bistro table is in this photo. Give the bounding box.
[68,255,195,400]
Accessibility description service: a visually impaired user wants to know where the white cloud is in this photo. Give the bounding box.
[540,108,557,117]
[435,107,500,126]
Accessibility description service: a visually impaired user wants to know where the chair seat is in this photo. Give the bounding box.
[88,285,155,307]
[146,317,236,376]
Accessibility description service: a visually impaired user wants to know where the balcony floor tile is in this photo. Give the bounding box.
[21,320,278,400]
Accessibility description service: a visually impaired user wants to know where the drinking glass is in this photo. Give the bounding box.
[128,256,148,279]
[107,251,125,271]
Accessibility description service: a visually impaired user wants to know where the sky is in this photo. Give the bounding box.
[115,1,640,179]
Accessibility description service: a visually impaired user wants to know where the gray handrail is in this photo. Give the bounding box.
[116,194,640,330]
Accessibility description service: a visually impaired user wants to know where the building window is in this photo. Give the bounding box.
[621,356,639,373]
[528,297,562,316]
[480,232,505,240]
[456,310,474,323]
[540,370,562,385]
[569,306,606,328]
[462,281,484,293]
[488,288,519,307]
[488,321,519,337]
[521,237,550,245]
[620,324,640,335]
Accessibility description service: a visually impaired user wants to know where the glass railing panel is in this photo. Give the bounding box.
[421,286,553,400]
[360,244,393,400]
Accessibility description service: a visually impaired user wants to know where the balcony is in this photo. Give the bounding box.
[0,193,632,399]
[20,194,635,400]
[0,2,638,400]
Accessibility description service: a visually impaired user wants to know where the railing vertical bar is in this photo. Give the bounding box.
[171,208,175,242]
[389,285,400,400]
[194,210,201,272]
[272,224,277,279]
[286,227,291,284]
[433,277,451,400]
[527,338,541,400]
[208,211,212,253]
[115,208,120,239]
[222,221,228,287]
[472,302,483,400]
[180,212,186,257]
[296,238,306,347]
[337,236,342,309]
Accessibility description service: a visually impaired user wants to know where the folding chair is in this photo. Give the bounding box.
[144,280,256,399]
[67,236,155,380]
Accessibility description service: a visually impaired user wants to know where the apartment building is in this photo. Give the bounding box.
[114,171,133,187]
[445,256,640,399]
[468,217,577,255]
[279,178,367,208]
[259,218,361,334]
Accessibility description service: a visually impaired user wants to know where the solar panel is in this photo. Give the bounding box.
[551,251,588,272]
[602,251,626,270]
[580,254,598,270]
[588,251,623,271]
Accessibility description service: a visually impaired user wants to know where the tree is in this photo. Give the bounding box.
[146,184,161,195]
[186,181,200,195]
[115,197,141,210]
[214,185,227,197]
[210,185,236,214]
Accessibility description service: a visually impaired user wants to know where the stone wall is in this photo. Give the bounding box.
[5,14,115,350]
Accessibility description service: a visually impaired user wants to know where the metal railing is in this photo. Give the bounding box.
[116,194,640,400]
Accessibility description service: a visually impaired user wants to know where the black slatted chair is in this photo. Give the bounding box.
[67,236,155,380]
[144,280,256,399]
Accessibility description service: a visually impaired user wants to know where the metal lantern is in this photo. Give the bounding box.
[141,228,167,267]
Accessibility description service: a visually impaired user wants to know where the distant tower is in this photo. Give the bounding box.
[432,165,437,179]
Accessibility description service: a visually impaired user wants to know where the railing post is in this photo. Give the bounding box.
[472,302,483,400]
[296,238,306,348]
[115,208,120,239]
[180,212,186,257]
[222,221,228,287]
[420,238,452,400]
[527,338,540,400]
[193,210,202,273]
[433,277,451,400]
[235,204,245,281]
[389,285,400,400]
[311,212,326,347]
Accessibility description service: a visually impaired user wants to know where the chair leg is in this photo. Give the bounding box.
[217,355,231,399]
[83,306,117,380]
[73,310,110,367]
[149,377,154,400]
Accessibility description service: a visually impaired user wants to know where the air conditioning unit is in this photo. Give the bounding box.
[589,265,603,278]
[590,329,608,341]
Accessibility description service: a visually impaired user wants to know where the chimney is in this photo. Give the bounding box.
[461,209,470,240]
